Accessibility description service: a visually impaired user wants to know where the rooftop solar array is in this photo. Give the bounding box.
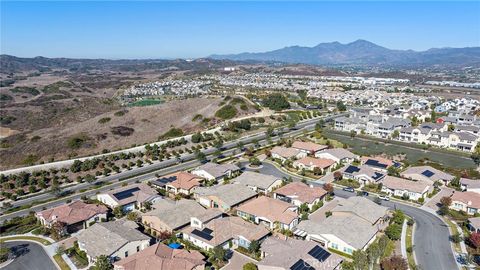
[372,172,385,180]
[421,170,435,177]
[365,159,388,169]
[308,245,331,262]
[191,228,213,241]
[290,259,314,270]
[113,187,141,200]
[345,165,360,174]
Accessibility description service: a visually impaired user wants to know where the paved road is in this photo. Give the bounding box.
[247,160,457,270]
[3,241,56,270]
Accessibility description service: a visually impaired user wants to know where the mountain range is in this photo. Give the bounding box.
[209,39,480,68]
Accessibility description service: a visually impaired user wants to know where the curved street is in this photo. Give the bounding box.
[243,161,458,270]
[2,241,56,270]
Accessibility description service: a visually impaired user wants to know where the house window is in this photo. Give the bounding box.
[331,243,338,250]
[125,251,128,257]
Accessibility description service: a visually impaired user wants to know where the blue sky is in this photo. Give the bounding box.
[1,1,479,59]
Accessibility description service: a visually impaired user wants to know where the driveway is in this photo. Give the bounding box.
[3,241,56,270]
[222,251,257,270]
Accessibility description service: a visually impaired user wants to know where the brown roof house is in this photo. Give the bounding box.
[36,200,108,234]
[381,175,432,201]
[141,200,222,234]
[257,237,342,270]
[97,183,162,212]
[451,191,480,215]
[292,141,328,155]
[274,182,328,210]
[236,196,299,231]
[113,243,205,270]
[293,157,336,174]
[182,216,270,251]
[164,172,203,196]
[271,146,307,163]
[76,219,151,263]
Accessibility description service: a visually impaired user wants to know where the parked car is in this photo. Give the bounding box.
[343,187,355,193]
[378,195,390,201]
[357,191,369,197]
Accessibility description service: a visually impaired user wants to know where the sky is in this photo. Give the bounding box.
[1,1,479,59]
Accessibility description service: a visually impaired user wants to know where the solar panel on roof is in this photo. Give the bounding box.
[373,172,384,180]
[308,245,331,262]
[191,229,213,241]
[203,228,213,234]
[290,259,313,270]
[421,170,435,177]
[113,187,141,200]
[365,159,388,169]
[345,165,360,174]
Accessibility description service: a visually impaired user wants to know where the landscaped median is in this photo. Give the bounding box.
[53,254,71,270]
[0,235,52,246]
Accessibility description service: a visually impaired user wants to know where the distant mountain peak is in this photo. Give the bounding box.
[209,40,480,68]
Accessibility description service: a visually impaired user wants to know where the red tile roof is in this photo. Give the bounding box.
[37,200,108,225]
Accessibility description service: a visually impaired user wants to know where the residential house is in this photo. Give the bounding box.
[467,217,480,233]
[293,157,336,174]
[377,118,410,139]
[343,165,385,184]
[76,219,151,263]
[232,171,283,194]
[113,243,205,270]
[274,182,328,210]
[191,162,240,182]
[398,126,431,144]
[257,237,342,270]
[36,200,108,234]
[315,148,358,164]
[141,200,222,234]
[193,183,257,212]
[97,184,161,212]
[291,141,328,155]
[236,196,299,230]
[295,197,389,255]
[270,146,306,163]
[361,156,401,172]
[450,192,480,215]
[401,166,455,185]
[380,176,432,201]
[164,172,203,196]
[182,216,269,251]
[460,178,480,194]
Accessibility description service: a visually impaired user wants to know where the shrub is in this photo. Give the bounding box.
[160,128,184,139]
[98,117,111,124]
[263,94,290,111]
[114,110,127,117]
[243,262,258,270]
[111,126,135,136]
[385,223,402,240]
[215,104,238,119]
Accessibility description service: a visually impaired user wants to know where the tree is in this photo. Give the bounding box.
[195,151,207,163]
[448,124,455,132]
[333,171,343,181]
[211,246,226,262]
[50,183,62,197]
[263,94,290,111]
[84,174,96,185]
[336,101,347,112]
[381,255,408,270]
[313,167,322,175]
[352,250,368,270]
[440,196,452,207]
[93,255,113,270]
[243,262,258,270]
[0,247,9,263]
[50,221,66,240]
[387,166,400,176]
[248,240,260,255]
[391,210,405,225]
[366,242,382,267]
[113,206,124,218]
[323,183,334,194]
[126,211,139,221]
[350,130,357,138]
[391,130,399,139]
[468,232,480,248]
[385,223,402,240]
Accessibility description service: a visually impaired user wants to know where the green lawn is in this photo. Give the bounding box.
[128,98,163,107]
[443,218,462,253]
[0,236,52,246]
[53,254,71,270]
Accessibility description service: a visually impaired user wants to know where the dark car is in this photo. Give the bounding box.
[342,187,355,193]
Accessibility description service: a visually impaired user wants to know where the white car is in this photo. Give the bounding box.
[378,195,390,201]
